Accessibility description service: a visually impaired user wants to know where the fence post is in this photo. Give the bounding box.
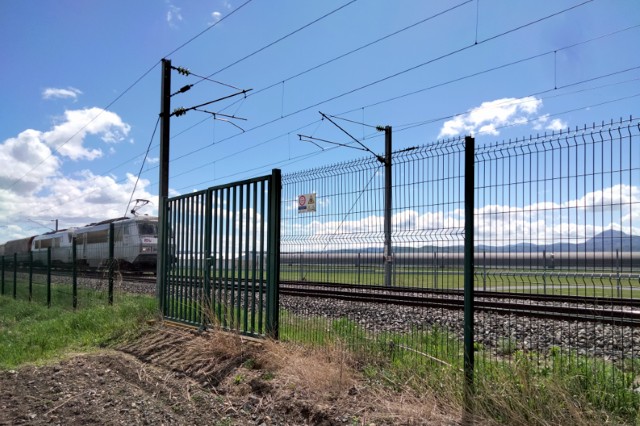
[616,249,621,298]
[158,196,167,314]
[47,247,51,308]
[1,256,4,295]
[13,253,17,299]
[463,136,475,412]
[108,223,115,305]
[266,169,282,339]
[29,251,33,302]
[383,125,393,287]
[72,237,77,309]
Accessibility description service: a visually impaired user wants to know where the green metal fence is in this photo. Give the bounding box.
[0,229,126,309]
[159,169,281,337]
[279,117,640,405]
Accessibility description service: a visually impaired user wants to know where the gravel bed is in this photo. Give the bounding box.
[279,292,640,362]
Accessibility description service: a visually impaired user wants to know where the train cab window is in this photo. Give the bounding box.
[138,223,157,236]
[86,229,109,244]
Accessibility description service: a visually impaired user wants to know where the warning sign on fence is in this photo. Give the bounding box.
[298,193,316,213]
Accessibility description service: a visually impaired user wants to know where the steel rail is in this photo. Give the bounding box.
[278,282,640,327]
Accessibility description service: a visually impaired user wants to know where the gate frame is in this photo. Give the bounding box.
[158,169,281,338]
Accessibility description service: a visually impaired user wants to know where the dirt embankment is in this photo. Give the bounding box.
[0,327,461,425]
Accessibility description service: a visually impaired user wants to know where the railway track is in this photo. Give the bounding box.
[114,275,640,327]
[278,281,640,327]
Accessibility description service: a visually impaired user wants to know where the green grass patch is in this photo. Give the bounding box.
[0,294,158,369]
[280,311,640,425]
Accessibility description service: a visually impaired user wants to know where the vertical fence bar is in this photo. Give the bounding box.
[13,253,17,299]
[204,190,213,328]
[1,256,4,295]
[108,223,115,305]
[29,251,33,302]
[266,169,282,339]
[230,186,237,329]
[47,247,51,308]
[464,136,475,406]
[72,237,77,309]
[251,182,258,334]
[243,184,251,333]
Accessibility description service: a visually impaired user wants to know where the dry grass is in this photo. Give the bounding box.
[122,324,464,425]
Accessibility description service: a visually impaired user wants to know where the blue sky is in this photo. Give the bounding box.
[0,0,639,244]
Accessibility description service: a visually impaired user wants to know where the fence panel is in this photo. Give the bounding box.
[280,140,468,369]
[0,234,121,309]
[160,170,281,337]
[473,119,640,384]
[279,117,640,406]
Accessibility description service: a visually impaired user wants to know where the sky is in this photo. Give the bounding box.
[0,0,639,245]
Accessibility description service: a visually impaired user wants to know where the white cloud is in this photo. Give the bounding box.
[438,96,543,139]
[0,129,60,193]
[533,114,568,132]
[42,87,83,101]
[211,11,222,22]
[167,4,183,28]
[545,118,567,131]
[0,108,151,244]
[42,107,131,161]
[282,184,640,251]
[0,107,131,196]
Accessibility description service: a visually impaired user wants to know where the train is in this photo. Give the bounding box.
[0,216,159,273]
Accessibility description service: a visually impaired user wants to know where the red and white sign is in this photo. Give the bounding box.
[297,193,316,213]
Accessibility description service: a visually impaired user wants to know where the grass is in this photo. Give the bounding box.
[4,265,639,424]
[280,265,640,298]
[280,311,640,425]
[0,293,158,369]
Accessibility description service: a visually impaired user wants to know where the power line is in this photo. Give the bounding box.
[392,73,640,134]
[236,0,474,99]
[156,1,604,176]
[162,0,255,59]
[4,60,161,192]
[2,0,256,194]
[139,65,640,189]
[170,92,639,192]
[124,116,160,217]
[191,0,598,153]
[195,0,360,84]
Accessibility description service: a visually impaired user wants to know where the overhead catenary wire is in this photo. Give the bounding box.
[138,67,640,189]
[193,0,360,85]
[11,0,627,214]
[173,0,597,160]
[166,90,640,192]
[227,0,474,100]
[123,116,161,217]
[154,4,617,178]
[74,0,605,193]
[1,0,257,193]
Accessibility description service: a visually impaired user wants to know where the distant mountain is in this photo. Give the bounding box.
[317,230,640,254]
[415,230,640,253]
[582,229,640,252]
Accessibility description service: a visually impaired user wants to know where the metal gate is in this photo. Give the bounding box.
[159,169,281,337]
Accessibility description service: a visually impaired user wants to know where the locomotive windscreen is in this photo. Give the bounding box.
[138,223,158,236]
